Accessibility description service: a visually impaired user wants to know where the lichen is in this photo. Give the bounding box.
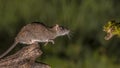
[103,20,120,40]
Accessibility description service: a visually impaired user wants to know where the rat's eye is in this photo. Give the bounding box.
[59,27,63,30]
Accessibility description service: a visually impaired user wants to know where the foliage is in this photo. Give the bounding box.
[103,20,120,40]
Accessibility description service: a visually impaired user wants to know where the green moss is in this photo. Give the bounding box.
[103,20,120,40]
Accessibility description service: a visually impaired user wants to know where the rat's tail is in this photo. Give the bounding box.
[0,41,18,58]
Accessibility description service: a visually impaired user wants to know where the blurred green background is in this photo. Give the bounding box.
[0,0,120,68]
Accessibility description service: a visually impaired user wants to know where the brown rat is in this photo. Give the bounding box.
[0,22,70,58]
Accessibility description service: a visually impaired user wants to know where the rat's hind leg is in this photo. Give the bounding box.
[49,40,54,44]
[44,40,54,46]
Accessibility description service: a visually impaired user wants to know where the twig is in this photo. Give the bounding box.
[0,43,51,68]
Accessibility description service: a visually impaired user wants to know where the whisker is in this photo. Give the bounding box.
[67,30,74,40]
[67,34,71,39]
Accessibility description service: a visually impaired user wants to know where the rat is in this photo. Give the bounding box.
[0,22,70,58]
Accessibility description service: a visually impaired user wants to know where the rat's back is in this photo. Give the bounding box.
[20,22,48,32]
[15,22,49,44]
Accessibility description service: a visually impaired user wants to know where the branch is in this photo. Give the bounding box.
[0,43,51,68]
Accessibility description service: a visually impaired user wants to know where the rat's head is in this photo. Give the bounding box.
[103,20,120,40]
[53,24,70,37]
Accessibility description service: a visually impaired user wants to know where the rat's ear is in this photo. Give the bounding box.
[54,24,59,31]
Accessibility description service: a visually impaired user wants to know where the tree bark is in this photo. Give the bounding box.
[0,43,51,68]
